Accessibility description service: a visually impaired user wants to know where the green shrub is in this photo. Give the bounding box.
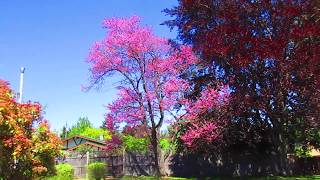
[160,138,170,151]
[122,135,149,153]
[46,163,74,180]
[294,145,311,158]
[87,162,106,180]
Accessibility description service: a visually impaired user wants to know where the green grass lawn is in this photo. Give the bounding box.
[106,175,320,180]
[118,177,191,180]
[73,175,320,180]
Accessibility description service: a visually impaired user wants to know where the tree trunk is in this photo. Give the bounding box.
[151,127,161,176]
[271,126,290,175]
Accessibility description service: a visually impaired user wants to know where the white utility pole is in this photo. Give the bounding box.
[13,67,26,167]
[19,67,25,103]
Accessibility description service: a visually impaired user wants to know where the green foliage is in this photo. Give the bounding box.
[120,176,320,180]
[68,117,92,137]
[64,117,111,141]
[294,145,311,158]
[60,126,68,139]
[75,144,94,157]
[160,138,170,151]
[87,162,106,180]
[122,135,149,153]
[290,119,320,151]
[120,176,193,180]
[80,127,111,140]
[46,163,74,180]
[56,163,74,180]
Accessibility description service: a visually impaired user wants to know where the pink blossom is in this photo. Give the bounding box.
[87,16,203,151]
[180,122,219,148]
[185,85,230,120]
[180,85,230,149]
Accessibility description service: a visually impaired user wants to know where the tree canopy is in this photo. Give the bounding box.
[86,16,205,175]
[62,117,110,140]
[164,0,319,174]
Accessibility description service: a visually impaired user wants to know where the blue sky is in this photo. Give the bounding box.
[0,1,177,131]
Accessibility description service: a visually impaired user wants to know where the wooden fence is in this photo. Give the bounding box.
[59,151,156,178]
[59,151,320,178]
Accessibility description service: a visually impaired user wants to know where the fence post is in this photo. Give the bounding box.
[86,151,90,180]
[123,148,126,175]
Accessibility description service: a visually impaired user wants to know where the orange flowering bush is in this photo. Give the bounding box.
[0,80,62,179]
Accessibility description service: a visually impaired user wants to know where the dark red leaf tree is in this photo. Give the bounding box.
[165,0,319,174]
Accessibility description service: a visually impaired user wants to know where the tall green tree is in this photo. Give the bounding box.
[65,117,110,141]
[80,127,110,140]
[68,117,92,137]
[60,125,69,139]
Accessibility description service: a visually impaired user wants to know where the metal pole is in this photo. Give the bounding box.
[19,67,25,103]
[14,67,25,167]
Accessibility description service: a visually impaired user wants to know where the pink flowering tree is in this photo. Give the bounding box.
[87,16,198,175]
[180,85,230,152]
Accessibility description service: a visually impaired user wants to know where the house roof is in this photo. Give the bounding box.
[67,141,107,151]
[63,135,105,144]
[62,135,106,150]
